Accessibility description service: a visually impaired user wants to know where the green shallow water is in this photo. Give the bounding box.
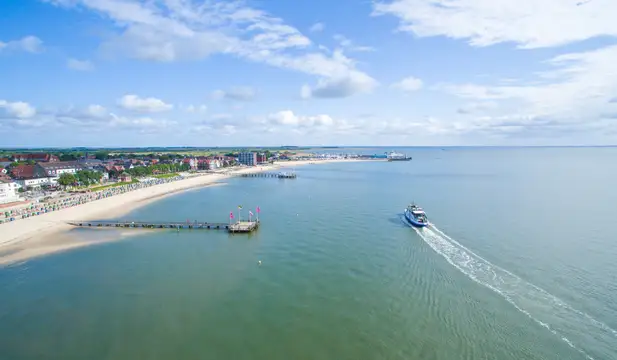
[1,147,616,360]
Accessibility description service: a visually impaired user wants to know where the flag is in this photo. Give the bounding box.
[238,205,242,209]
[249,211,254,216]
[229,212,234,219]
[256,206,260,213]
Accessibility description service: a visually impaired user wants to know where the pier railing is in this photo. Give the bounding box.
[239,172,296,179]
[67,220,260,233]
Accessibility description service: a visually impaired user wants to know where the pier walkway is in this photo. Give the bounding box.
[240,172,296,179]
[67,220,260,233]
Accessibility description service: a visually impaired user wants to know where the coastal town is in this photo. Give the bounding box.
[0,149,376,225]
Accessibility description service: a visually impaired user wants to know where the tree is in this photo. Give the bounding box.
[94,152,109,160]
[58,173,76,188]
[59,153,77,161]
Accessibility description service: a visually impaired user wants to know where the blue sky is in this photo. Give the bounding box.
[1,0,617,147]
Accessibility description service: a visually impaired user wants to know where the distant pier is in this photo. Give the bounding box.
[67,220,260,233]
[240,172,297,179]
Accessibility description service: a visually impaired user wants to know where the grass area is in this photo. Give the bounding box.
[152,173,179,179]
[88,179,139,192]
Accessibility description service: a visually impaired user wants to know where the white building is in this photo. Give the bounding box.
[15,177,50,188]
[35,161,82,185]
[0,178,20,204]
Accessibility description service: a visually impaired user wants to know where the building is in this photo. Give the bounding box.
[238,152,257,166]
[35,161,82,185]
[0,178,20,204]
[0,158,12,168]
[11,165,49,188]
[119,173,132,183]
[12,153,59,162]
[256,153,267,164]
[182,158,198,170]
[197,159,209,170]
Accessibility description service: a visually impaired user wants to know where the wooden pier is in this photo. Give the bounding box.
[240,172,296,179]
[67,220,260,233]
[228,221,260,233]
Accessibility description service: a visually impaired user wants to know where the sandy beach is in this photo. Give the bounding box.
[0,159,369,265]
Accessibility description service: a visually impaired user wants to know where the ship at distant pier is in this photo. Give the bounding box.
[386,151,412,161]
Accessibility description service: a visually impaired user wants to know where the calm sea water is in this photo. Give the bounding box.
[1,147,616,360]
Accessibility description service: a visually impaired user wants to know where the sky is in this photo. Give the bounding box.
[1,0,617,147]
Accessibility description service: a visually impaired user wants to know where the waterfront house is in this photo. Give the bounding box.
[119,172,132,183]
[35,161,83,185]
[11,165,50,188]
[197,159,209,170]
[0,178,20,204]
[182,158,198,170]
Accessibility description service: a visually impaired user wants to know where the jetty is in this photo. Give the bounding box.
[67,220,260,233]
[240,172,296,179]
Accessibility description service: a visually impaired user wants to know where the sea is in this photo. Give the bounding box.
[1,147,616,360]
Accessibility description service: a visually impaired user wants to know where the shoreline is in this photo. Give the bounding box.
[0,159,375,266]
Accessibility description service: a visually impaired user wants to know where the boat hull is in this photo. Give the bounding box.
[388,157,412,161]
[404,209,428,227]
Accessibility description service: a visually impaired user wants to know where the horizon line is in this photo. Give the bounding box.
[1,145,616,150]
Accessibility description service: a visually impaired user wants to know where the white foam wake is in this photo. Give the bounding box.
[410,223,617,360]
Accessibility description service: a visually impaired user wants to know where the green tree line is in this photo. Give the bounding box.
[57,170,103,187]
[121,163,190,177]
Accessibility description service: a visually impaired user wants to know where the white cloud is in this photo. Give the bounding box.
[373,0,617,49]
[210,113,233,121]
[302,75,376,99]
[392,76,423,92]
[184,104,208,113]
[443,45,617,119]
[47,0,375,98]
[67,58,94,71]
[433,44,617,139]
[263,111,335,130]
[457,101,498,114]
[333,34,375,52]
[109,114,176,130]
[118,94,173,112]
[0,36,43,53]
[86,104,107,117]
[212,86,256,101]
[309,22,325,33]
[0,100,37,118]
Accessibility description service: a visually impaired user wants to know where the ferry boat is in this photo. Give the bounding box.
[387,151,412,161]
[404,203,429,227]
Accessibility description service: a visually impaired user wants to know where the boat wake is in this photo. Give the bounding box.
[408,222,617,360]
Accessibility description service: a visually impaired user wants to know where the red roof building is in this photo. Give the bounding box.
[10,165,36,179]
[12,153,59,162]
